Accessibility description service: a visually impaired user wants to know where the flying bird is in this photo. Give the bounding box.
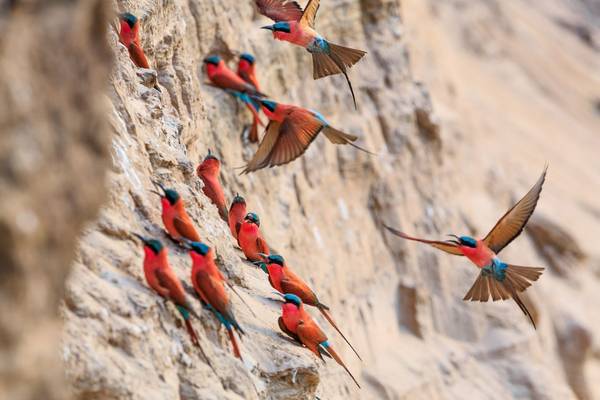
[237,212,269,261]
[237,53,264,142]
[242,99,372,174]
[197,150,227,221]
[186,241,245,360]
[257,254,361,360]
[279,293,360,388]
[256,0,366,108]
[133,234,203,349]
[118,13,150,69]
[228,193,247,241]
[384,166,548,328]
[151,182,201,243]
[204,55,265,142]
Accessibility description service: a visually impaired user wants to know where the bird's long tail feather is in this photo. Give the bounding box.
[323,127,375,155]
[318,306,362,361]
[463,264,544,329]
[227,327,243,360]
[227,282,257,318]
[311,42,365,109]
[323,344,361,389]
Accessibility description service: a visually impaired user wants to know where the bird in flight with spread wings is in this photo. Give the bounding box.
[384,166,548,328]
[255,0,366,109]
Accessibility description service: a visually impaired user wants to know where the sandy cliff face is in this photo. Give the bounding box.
[59,0,600,399]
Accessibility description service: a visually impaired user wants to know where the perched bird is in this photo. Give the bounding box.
[237,53,261,90]
[228,193,247,240]
[242,99,372,174]
[151,182,201,243]
[204,55,264,142]
[279,293,360,388]
[196,150,227,221]
[257,254,361,360]
[237,212,269,261]
[186,241,245,359]
[384,166,548,328]
[256,0,366,108]
[118,13,150,69]
[237,53,264,142]
[133,234,202,348]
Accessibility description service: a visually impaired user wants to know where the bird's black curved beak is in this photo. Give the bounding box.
[151,180,166,196]
[133,233,148,245]
[261,25,275,31]
[180,238,194,250]
[446,234,460,245]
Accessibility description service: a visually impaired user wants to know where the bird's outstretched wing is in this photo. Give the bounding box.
[255,0,303,22]
[242,121,281,173]
[383,224,464,256]
[483,166,547,254]
[243,109,323,173]
[299,0,320,28]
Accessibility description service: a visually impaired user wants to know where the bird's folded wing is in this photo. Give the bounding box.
[256,236,270,255]
[195,271,231,318]
[297,318,328,345]
[173,217,200,242]
[483,166,547,254]
[154,268,182,299]
[243,121,282,173]
[280,277,315,303]
[383,225,464,256]
[300,0,320,28]
[278,317,301,343]
[255,0,303,22]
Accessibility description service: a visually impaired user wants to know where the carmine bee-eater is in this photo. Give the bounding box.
[186,241,245,359]
[196,149,227,221]
[228,193,247,240]
[118,13,150,69]
[204,55,265,143]
[242,99,372,174]
[237,53,261,90]
[237,53,264,142]
[279,293,360,388]
[257,254,361,360]
[256,0,366,108]
[237,212,269,261]
[151,182,201,243]
[133,234,203,348]
[384,166,548,328]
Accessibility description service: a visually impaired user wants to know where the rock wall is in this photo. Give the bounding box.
[0,1,112,399]
[57,0,600,399]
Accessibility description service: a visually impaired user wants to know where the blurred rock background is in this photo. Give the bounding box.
[1,0,598,399]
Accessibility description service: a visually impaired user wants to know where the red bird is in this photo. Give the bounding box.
[243,99,372,173]
[237,53,260,90]
[196,149,227,221]
[228,193,247,240]
[384,166,548,328]
[257,254,361,360]
[186,241,244,359]
[151,182,201,243]
[118,13,150,69]
[133,234,201,348]
[237,53,264,142]
[237,212,269,261]
[204,55,264,143]
[279,293,360,388]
